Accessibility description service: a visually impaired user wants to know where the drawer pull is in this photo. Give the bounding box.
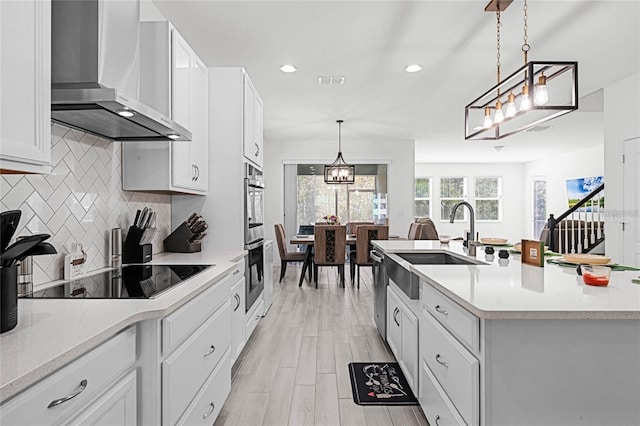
[203,345,216,357]
[393,307,400,327]
[255,314,261,321]
[202,401,215,419]
[434,414,441,426]
[47,379,88,408]
[233,294,241,312]
[233,269,241,275]
[434,305,448,316]
[435,354,448,368]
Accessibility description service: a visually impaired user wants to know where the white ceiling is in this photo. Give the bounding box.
[151,0,640,163]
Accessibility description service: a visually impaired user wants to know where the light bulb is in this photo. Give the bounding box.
[505,92,517,118]
[483,107,493,129]
[332,169,338,178]
[534,73,548,105]
[494,100,505,124]
[520,84,531,111]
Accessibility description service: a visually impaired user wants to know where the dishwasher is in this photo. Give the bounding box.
[370,249,388,340]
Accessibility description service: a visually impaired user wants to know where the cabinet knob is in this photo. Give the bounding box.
[47,379,88,408]
[203,345,216,357]
[202,401,215,419]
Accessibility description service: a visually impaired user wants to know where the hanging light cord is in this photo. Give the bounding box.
[337,120,343,152]
[522,0,530,63]
[496,6,501,88]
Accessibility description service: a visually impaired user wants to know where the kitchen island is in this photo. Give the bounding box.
[373,240,640,426]
[0,250,245,425]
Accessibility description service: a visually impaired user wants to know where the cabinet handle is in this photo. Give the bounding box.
[203,345,216,357]
[434,305,448,316]
[202,401,215,419]
[233,294,241,312]
[195,165,200,181]
[255,314,261,321]
[434,414,441,426]
[233,269,241,275]
[435,354,448,368]
[393,307,400,327]
[192,164,196,181]
[47,379,88,408]
[254,143,259,156]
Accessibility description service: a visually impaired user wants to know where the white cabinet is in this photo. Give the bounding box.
[245,298,264,342]
[0,0,51,174]
[243,74,263,168]
[387,282,419,393]
[0,327,136,426]
[122,22,208,194]
[230,267,246,365]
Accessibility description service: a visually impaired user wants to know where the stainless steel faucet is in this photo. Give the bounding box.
[449,201,477,256]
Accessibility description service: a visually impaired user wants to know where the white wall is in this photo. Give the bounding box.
[522,144,604,238]
[604,72,640,262]
[415,163,524,242]
[263,139,415,243]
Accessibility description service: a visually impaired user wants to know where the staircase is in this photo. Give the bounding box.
[544,183,605,254]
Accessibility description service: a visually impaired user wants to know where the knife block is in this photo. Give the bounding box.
[164,222,202,253]
[123,226,152,264]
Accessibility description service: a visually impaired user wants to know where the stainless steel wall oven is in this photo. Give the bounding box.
[245,239,264,312]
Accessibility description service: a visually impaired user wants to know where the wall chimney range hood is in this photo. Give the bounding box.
[51,0,191,142]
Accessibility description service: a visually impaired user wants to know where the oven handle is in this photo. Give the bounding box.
[245,240,264,250]
[370,250,384,263]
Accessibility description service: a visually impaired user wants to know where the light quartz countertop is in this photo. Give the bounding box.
[0,250,246,403]
[373,240,640,320]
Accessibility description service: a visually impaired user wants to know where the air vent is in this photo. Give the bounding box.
[526,125,553,132]
[318,76,345,85]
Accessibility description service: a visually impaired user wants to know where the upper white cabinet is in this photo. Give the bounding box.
[122,22,207,194]
[0,0,51,174]
[243,74,264,168]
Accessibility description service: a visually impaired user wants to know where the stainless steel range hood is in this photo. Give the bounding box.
[51,0,191,142]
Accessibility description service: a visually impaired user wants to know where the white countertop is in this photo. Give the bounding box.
[0,250,246,403]
[373,240,640,320]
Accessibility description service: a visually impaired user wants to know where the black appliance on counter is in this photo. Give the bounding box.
[244,164,265,312]
[23,264,211,299]
[371,249,388,339]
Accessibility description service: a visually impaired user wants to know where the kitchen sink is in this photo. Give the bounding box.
[394,252,485,266]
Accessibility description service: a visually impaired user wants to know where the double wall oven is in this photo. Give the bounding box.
[244,164,265,312]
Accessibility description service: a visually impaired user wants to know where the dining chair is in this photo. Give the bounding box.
[350,225,389,288]
[408,222,422,240]
[346,221,374,236]
[313,225,347,288]
[419,221,439,240]
[274,224,306,282]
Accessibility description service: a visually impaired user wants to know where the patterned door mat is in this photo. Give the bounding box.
[348,362,419,406]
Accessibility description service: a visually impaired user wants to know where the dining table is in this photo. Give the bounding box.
[289,234,357,286]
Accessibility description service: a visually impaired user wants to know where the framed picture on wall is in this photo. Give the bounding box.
[565,176,604,212]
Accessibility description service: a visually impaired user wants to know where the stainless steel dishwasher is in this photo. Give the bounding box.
[370,249,388,340]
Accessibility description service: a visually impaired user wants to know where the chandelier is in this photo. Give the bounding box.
[465,0,578,140]
[324,120,355,184]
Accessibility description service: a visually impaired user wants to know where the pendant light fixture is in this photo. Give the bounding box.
[324,120,355,184]
[464,0,578,140]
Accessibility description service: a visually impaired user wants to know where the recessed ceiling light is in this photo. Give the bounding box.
[280,64,297,73]
[117,109,135,118]
[404,64,422,73]
[167,134,180,140]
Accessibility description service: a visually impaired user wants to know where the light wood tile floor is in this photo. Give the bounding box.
[214,263,429,426]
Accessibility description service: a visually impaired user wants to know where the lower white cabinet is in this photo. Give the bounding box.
[387,282,419,393]
[245,298,264,342]
[419,361,466,426]
[68,371,137,426]
[0,327,136,426]
[230,273,246,364]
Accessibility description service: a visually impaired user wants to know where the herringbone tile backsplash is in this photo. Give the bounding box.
[0,123,171,284]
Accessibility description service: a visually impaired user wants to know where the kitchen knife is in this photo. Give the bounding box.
[143,210,154,229]
[186,212,199,227]
[189,231,207,243]
[133,209,141,228]
[188,217,202,232]
[138,207,149,228]
[191,221,207,235]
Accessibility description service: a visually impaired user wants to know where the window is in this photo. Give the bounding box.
[440,177,467,221]
[294,164,387,228]
[532,179,547,239]
[475,177,502,221]
[414,177,432,218]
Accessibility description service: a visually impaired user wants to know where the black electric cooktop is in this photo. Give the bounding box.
[24,264,212,299]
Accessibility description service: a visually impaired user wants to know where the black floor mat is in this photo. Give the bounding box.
[348,362,419,406]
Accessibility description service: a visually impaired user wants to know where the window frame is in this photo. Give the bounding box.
[474,176,503,222]
[414,177,432,219]
[440,176,468,222]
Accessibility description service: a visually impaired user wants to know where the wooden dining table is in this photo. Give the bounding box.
[289,235,357,286]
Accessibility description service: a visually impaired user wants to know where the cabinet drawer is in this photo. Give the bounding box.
[162,272,232,354]
[244,299,264,341]
[1,327,136,426]
[177,350,231,426]
[421,313,478,426]
[419,361,466,426]
[421,282,479,353]
[162,300,231,426]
